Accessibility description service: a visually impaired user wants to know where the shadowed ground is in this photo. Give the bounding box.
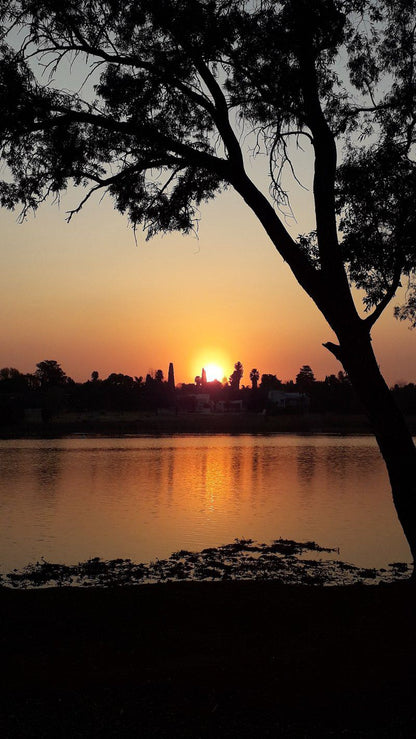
[2,580,416,737]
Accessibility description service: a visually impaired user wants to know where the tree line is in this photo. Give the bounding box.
[1,359,416,423]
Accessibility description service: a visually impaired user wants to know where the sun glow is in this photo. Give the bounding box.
[204,363,224,382]
[192,350,231,384]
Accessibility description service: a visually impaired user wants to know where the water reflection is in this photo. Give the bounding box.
[0,435,411,571]
[34,448,63,498]
[296,446,317,485]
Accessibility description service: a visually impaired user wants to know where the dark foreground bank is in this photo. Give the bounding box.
[2,580,416,738]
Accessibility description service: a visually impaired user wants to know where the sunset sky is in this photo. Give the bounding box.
[2,158,415,387]
[1,13,415,389]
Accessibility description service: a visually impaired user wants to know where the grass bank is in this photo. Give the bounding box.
[2,580,416,737]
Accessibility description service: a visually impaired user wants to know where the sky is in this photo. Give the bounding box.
[1,161,415,386]
[1,21,415,387]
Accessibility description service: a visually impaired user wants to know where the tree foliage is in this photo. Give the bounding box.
[250,368,260,390]
[229,361,243,390]
[296,364,316,390]
[1,0,416,327]
[35,359,67,388]
[260,374,282,391]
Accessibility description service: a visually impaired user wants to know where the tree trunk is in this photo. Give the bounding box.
[338,330,416,570]
[231,147,416,573]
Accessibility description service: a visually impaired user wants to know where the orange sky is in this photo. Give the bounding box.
[1,176,415,387]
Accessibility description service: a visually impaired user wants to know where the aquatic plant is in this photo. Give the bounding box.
[2,539,410,589]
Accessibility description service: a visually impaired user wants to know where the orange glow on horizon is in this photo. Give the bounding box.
[1,186,415,387]
[192,350,232,385]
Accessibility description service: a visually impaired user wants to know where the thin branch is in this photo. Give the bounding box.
[364,260,402,329]
[142,164,186,214]
[32,34,217,118]
[65,157,187,221]
[65,182,104,221]
[334,102,394,135]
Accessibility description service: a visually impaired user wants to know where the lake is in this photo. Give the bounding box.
[0,434,411,573]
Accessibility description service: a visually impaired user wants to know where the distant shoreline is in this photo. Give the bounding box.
[2,410,416,439]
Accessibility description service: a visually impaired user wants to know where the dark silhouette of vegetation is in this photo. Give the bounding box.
[4,538,408,589]
[1,1,416,565]
[2,357,415,427]
[250,368,259,390]
[229,361,243,390]
[260,374,282,391]
[35,360,67,388]
[296,364,316,391]
[155,369,164,383]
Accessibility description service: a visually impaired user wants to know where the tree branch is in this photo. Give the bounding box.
[65,160,187,222]
[298,44,361,325]
[299,47,339,261]
[28,104,231,179]
[322,341,343,362]
[40,27,217,118]
[192,57,245,166]
[364,261,402,330]
[65,182,104,221]
[229,167,327,308]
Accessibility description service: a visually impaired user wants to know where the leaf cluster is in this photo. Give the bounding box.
[1,0,233,230]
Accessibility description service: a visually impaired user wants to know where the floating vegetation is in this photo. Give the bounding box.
[1,539,411,589]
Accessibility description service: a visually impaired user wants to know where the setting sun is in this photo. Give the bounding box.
[204,363,224,382]
[192,351,231,384]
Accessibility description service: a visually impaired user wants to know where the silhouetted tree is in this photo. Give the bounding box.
[25,373,40,391]
[105,372,135,389]
[0,367,29,393]
[91,370,99,382]
[0,367,20,381]
[35,360,67,388]
[145,374,153,388]
[155,369,164,383]
[2,1,416,566]
[250,368,260,390]
[229,361,243,390]
[296,365,316,391]
[318,372,357,413]
[260,374,282,391]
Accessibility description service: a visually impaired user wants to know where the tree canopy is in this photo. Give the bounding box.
[35,359,67,388]
[1,0,416,328]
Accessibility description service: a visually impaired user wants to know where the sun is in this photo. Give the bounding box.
[204,363,224,382]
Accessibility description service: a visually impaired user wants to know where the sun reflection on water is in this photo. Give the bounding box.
[0,435,411,572]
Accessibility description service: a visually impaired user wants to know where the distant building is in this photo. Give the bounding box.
[168,362,175,390]
[180,393,212,413]
[216,399,244,413]
[268,390,310,410]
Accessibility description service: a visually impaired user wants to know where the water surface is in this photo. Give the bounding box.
[0,434,410,572]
